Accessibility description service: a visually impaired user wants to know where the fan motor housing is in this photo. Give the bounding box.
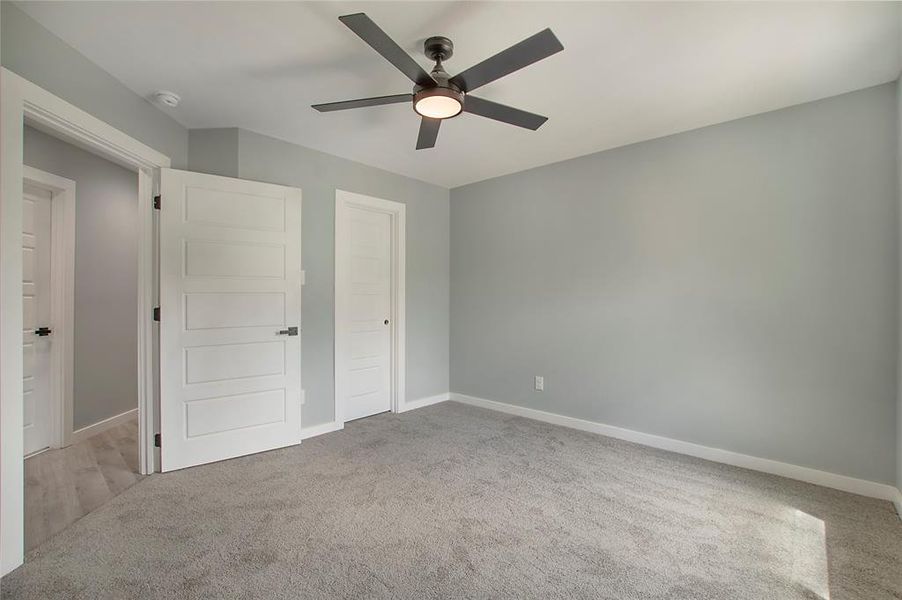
[413,60,464,119]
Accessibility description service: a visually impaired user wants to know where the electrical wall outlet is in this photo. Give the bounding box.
[535,376,544,391]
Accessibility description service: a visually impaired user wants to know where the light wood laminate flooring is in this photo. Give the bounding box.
[24,418,142,551]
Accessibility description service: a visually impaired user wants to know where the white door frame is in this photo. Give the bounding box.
[334,190,406,424]
[1,68,170,576]
[22,165,76,450]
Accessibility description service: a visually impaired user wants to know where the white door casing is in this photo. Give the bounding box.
[22,186,52,456]
[2,68,169,576]
[159,168,303,472]
[335,190,406,424]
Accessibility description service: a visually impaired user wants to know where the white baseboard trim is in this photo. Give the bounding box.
[71,408,138,444]
[451,393,900,502]
[893,489,902,521]
[299,394,450,441]
[300,420,343,440]
[399,392,450,413]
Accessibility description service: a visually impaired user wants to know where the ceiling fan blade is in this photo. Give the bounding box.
[339,13,436,88]
[416,117,441,149]
[463,96,548,130]
[449,28,563,93]
[312,94,411,112]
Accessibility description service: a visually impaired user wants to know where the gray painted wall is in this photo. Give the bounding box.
[234,129,450,428]
[1,2,188,169]
[24,126,139,430]
[451,83,898,484]
[188,128,239,178]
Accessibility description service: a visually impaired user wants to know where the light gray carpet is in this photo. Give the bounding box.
[2,401,900,599]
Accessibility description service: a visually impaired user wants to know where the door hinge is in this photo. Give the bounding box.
[153,307,160,322]
[153,195,161,210]
[154,433,161,448]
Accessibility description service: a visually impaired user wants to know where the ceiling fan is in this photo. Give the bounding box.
[312,13,564,149]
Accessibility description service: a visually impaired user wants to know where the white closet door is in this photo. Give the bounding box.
[341,206,392,421]
[159,168,302,472]
[22,186,53,456]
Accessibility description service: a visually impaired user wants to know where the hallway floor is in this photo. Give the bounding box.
[24,417,141,551]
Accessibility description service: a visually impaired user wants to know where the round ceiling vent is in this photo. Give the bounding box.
[152,90,181,108]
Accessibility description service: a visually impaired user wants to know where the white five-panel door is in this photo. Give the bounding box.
[159,169,302,471]
[22,186,53,456]
[341,206,392,421]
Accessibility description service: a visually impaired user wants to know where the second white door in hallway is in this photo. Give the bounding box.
[22,186,52,456]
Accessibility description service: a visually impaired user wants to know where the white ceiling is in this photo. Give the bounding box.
[18,1,901,188]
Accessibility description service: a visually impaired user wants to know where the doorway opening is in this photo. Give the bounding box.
[21,127,144,551]
[1,68,167,575]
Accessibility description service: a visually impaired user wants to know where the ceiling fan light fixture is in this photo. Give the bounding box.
[312,13,563,149]
[413,87,464,119]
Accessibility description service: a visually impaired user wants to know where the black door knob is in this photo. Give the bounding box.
[35,327,52,337]
[384,319,390,325]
